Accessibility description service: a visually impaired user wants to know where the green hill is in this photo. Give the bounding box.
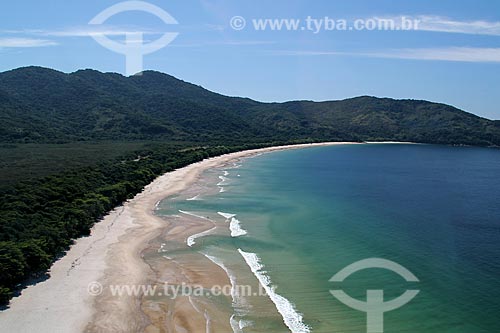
[1,66,498,146]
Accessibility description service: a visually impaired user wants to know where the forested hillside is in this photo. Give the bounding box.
[1,66,498,146]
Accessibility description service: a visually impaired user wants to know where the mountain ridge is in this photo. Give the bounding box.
[1,66,498,146]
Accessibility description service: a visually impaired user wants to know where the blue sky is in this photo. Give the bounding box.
[1,0,499,119]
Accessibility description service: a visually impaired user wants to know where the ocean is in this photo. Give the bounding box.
[156,144,500,332]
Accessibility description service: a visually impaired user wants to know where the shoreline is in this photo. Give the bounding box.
[0,141,373,332]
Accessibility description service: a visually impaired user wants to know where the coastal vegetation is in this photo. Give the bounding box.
[0,143,268,303]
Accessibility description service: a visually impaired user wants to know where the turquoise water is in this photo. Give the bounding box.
[161,144,500,332]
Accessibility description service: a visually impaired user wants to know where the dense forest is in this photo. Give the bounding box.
[0,66,499,305]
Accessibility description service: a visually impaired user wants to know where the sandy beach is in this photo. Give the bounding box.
[0,142,358,333]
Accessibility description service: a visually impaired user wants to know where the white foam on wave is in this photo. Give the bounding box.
[189,297,212,333]
[158,243,167,253]
[203,253,247,309]
[188,295,202,313]
[217,175,229,186]
[239,319,253,330]
[186,194,201,201]
[204,310,212,333]
[246,152,263,159]
[218,212,236,219]
[217,212,247,237]
[229,218,247,237]
[204,252,250,333]
[186,226,216,247]
[229,315,254,333]
[217,174,230,193]
[230,315,241,333]
[179,210,210,220]
[180,210,215,247]
[238,249,310,333]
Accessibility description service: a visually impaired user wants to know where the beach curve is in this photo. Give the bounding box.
[0,142,360,333]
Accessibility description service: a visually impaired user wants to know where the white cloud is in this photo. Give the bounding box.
[276,47,500,63]
[2,26,161,38]
[368,47,500,63]
[372,15,500,36]
[275,50,342,56]
[172,40,275,47]
[416,15,500,36]
[205,24,225,32]
[45,27,159,37]
[0,38,57,48]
